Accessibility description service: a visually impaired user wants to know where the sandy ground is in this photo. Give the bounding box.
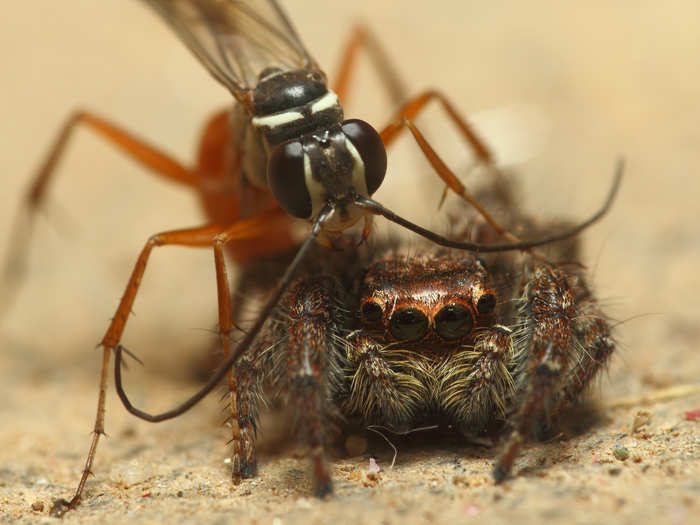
[1,1,699,524]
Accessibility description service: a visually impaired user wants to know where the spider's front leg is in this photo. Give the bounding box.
[228,272,345,495]
[549,271,615,420]
[283,275,346,497]
[228,310,287,482]
[493,262,614,482]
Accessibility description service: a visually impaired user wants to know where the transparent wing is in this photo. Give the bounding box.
[142,0,318,100]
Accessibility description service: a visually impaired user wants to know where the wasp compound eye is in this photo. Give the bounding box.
[476,293,497,316]
[361,301,383,323]
[435,303,474,340]
[341,119,387,195]
[267,140,312,219]
[390,307,429,342]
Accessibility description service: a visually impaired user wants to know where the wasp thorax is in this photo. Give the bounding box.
[251,69,344,147]
[252,70,326,115]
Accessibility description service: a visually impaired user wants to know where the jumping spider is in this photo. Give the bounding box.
[224,176,615,495]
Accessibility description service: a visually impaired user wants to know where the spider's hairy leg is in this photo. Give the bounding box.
[229,355,259,480]
[225,257,292,481]
[548,272,615,420]
[493,263,598,482]
[285,275,345,498]
[228,313,285,482]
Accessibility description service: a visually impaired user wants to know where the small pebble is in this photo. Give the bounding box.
[613,447,630,461]
[31,501,44,512]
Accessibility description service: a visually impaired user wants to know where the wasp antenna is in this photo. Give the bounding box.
[114,204,337,422]
[355,160,623,254]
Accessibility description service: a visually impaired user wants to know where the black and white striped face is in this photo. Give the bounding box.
[267,120,386,230]
[251,68,387,230]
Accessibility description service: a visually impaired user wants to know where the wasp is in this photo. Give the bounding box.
[4,0,619,516]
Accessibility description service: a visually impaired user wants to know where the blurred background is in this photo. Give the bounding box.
[1,1,698,523]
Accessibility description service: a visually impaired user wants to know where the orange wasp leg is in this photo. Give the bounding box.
[330,27,515,242]
[13,110,205,517]
[380,91,518,242]
[28,110,198,204]
[2,111,200,314]
[50,208,288,517]
[332,24,409,107]
[21,110,281,515]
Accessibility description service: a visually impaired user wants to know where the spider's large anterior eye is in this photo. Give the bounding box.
[341,119,387,195]
[361,301,383,323]
[435,303,474,340]
[476,293,496,316]
[390,307,428,341]
[267,140,312,219]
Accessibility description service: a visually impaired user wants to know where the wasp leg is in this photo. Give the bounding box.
[50,209,287,516]
[379,92,519,242]
[330,28,522,249]
[3,111,200,318]
[29,111,198,200]
[332,26,511,217]
[332,25,408,107]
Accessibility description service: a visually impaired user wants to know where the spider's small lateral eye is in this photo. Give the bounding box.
[435,303,474,340]
[361,301,383,323]
[476,293,497,316]
[390,307,429,342]
[341,119,387,195]
[267,140,312,219]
